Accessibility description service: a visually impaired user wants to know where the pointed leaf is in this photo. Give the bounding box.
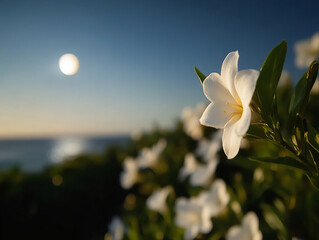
[194,66,206,84]
[246,123,274,140]
[306,174,319,191]
[249,156,310,173]
[288,61,319,132]
[306,122,319,154]
[255,41,287,116]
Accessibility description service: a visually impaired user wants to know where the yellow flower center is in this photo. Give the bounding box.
[226,102,243,118]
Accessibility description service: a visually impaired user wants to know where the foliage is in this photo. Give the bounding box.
[1,40,319,240]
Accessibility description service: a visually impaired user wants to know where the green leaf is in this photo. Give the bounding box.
[249,156,310,173]
[288,61,319,131]
[194,66,206,84]
[306,123,319,154]
[246,123,274,140]
[294,114,306,154]
[255,41,287,116]
[306,174,319,191]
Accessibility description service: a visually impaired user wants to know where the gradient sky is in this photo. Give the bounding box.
[0,0,318,138]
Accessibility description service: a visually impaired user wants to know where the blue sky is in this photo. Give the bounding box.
[0,0,318,138]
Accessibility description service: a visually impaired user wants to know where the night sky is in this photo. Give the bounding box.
[0,0,318,138]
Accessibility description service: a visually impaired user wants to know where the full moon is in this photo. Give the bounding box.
[59,53,79,75]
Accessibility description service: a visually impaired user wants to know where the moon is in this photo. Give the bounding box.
[59,53,79,75]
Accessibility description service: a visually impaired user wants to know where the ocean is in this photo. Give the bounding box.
[0,135,130,172]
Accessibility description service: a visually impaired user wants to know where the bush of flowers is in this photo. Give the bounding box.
[107,33,319,240]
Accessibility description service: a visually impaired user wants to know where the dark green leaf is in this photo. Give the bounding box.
[255,41,287,116]
[246,123,274,140]
[288,61,319,131]
[249,156,310,173]
[194,66,206,84]
[306,122,319,154]
[306,174,319,191]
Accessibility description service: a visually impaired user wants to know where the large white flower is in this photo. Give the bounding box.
[200,51,259,159]
[146,185,172,214]
[294,32,319,69]
[108,216,126,240]
[120,157,138,189]
[181,103,206,140]
[226,211,262,240]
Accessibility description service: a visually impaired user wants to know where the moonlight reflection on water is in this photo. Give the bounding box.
[50,137,87,163]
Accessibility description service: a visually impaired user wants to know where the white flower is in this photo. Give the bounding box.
[175,196,213,240]
[179,153,200,181]
[294,32,319,69]
[311,78,319,95]
[120,157,138,189]
[200,51,259,159]
[146,186,172,214]
[253,167,264,182]
[226,212,262,240]
[196,130,222,162]
[203,179,230,217]
[179,153,218,187]
[181,103,206,140]
[136,139,166,169]
[190,161,218,187]
[174,179,230,239]
[108,216,126,240]
[278,70,293,88]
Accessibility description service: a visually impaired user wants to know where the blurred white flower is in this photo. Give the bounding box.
[136,139,167,169]
[175,197,212,240]
[203,179,230,217]
[120,157,138,189]
[240,138,250,149]
[311,78,319,95]
[230,201,242,215]
[181,103,206,140]
[200,51,259,159]
[174,179,230,239]
[179,153,200,181]
[146,186,172,214]
[190,161,219,187]
[108,216,126,240]
[179,153,218,187]
[226,211,262,240]
[278,70,293,88]
[130,130,142,140]
[294,32,319,69]
[253,167,264,182]
[196,130,222,162]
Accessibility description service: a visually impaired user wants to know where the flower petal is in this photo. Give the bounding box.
[222,117,242,159]
[235,104,251,136]
[226,225,241,240]
[203,72,235,103]
[185,225,200,240]
[242,212,259,234]
[200,102,234,129]
[235,69,259,106]
[221,51,240,100]
[190,160,218,187]
[200,205,213,233]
